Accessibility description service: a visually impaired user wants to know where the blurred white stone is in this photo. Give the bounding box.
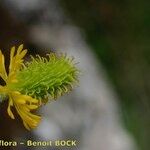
[29,24,137,150]
[34,117,62,140]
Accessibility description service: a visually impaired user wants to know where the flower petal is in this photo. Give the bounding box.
[17,44,23,54]
[9,44,27,74]
[0,50,7,82]
[9,92,41,130]
[7,97,15,119]
[27,104,38,110]
[23,121,30,130]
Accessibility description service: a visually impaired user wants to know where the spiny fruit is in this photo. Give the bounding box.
[7,53,79,104]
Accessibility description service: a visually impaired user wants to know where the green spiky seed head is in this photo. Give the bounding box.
[7,53,79,104]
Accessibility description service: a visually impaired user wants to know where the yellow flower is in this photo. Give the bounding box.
[0,44,41,130]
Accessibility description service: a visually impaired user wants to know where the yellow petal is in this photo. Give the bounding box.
[9,92,41,130]
[15,98,26,104]
[18,49,27,60]
[7,97,15,119]
[23,121,30,130]
[7,106,15,119]
[17,44,23,54]
[27,104,38,110]
[16,103,41,129]
[9,45,28,76]
[9,46,15,72]
[0,50,7,82]
[28,98,39,103]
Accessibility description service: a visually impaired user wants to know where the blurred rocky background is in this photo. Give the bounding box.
[0,0,149,150]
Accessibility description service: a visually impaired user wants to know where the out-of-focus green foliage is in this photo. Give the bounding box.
[61,0,150,150]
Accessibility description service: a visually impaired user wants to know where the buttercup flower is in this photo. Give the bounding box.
[0,44,79,130]
[0,45,41,130]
